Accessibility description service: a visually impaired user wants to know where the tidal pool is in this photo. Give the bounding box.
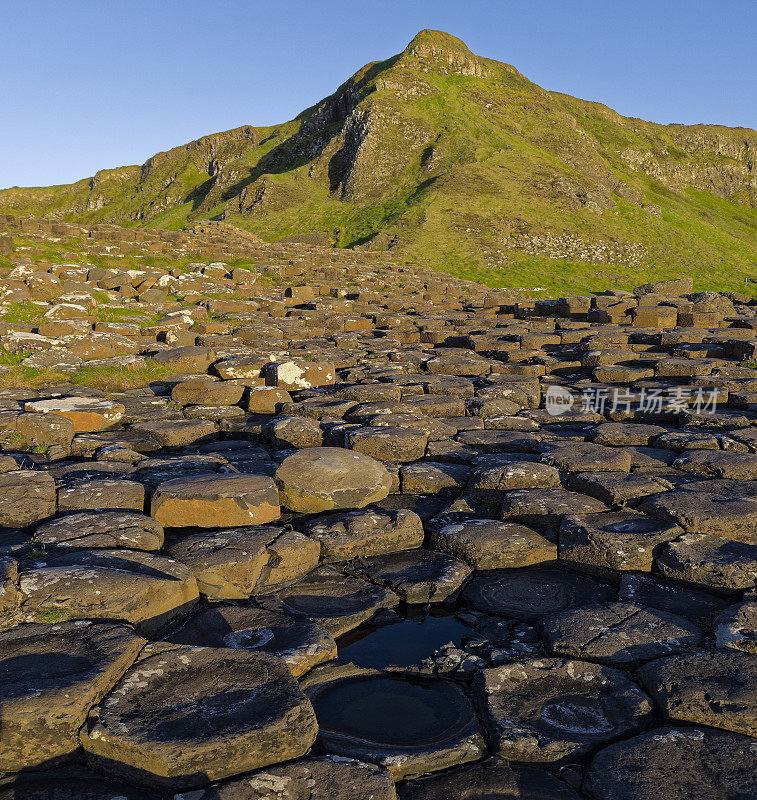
[336,608,475,669]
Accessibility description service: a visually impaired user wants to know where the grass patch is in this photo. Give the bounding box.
[2,303,47,324]
[32,608,71,623]
[0,355,178,392]
[69,359,178,392]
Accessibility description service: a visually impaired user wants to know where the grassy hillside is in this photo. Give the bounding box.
[1,29,755,294]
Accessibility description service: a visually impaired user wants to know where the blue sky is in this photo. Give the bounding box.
[2,0,755,188]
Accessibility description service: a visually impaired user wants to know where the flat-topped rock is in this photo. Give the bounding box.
[501,488,607,529]
[673,449,757,479]
[151,345,217,372]
[24,397,125,432]
[346,425,429,462]
[275,565,400,637]
[132,418,218,447]
[166,525,318,599]
[304,507,424,562]
[430,519,556,569]
[618,573,730,621]
[543,442,633,473]
[638,649,757,736]
[467,460,561,508]
[151,472,280,527]
[0,622,145,772]
[81,644,318,790]
[166,605,337,677]
[474,657,653,763]
[541,601,702,666]
[0,767,162,800]
[656,533,757,592]
[344,548,472,603]
[265,358,336,390]
[464,567,614,622]
[34,511,164,551]
[275,447,392,513]
[194,757,397,800]
[171,378,245,407]
[14,411,75,450]
[18,549,198,635]
[0,470,56,527]
[567,471,673,506]
[399,757,581,800]
[714,602,757,653]
[639,490,757,544]
[584,726,757,800]
[57,477,146,513]
[559,511,683,577]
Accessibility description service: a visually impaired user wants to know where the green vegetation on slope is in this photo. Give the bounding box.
[1,29,754,294]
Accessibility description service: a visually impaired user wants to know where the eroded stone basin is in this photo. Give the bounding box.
[303,666,485,779]
[316,676,467,745]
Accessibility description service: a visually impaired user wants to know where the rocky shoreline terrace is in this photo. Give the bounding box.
[0,213,754,799]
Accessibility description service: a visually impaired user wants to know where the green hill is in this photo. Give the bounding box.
[2,29,755,293]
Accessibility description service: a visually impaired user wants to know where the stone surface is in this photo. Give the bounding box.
[166,525,319,599]
[172,379,244,407]
[567,471,672,506]
[501,488,607,529]
[656,533,757,592]
[275,447,392,513]
[34,511,164,551]
[541,601,703,666]
[304,507,425,562]
[57,477,145,513]
[474,657,653,763]
[430,519,556,569]
[23,397,124,433]
[151,473,280,527]
[463,568,614,622]
[81,644,319,790]
[193,757,397,800]
[344,548,472,603]
[584,726,757,800]
[0,767,163,800]
[346,425,428,462]
[617,573,730,621]
[276,565,400,637]
[18,549,198,635]
[559,511,682,578]
[399,757,581,799]
[714,602,757,653]
[165,605,336,677]
[638,490,757,545]
[14,411,75,450]
[0,470,57,527]
[0,622,145,772]
[637,649,757,736]
[132,419,218,448]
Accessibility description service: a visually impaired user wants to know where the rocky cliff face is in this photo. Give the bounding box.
[1,30,754,282]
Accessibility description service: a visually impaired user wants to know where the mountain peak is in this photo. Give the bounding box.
[403,29,472,57]
[401,29,486,77]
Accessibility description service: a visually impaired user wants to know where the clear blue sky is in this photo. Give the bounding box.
[2,0,755,189]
